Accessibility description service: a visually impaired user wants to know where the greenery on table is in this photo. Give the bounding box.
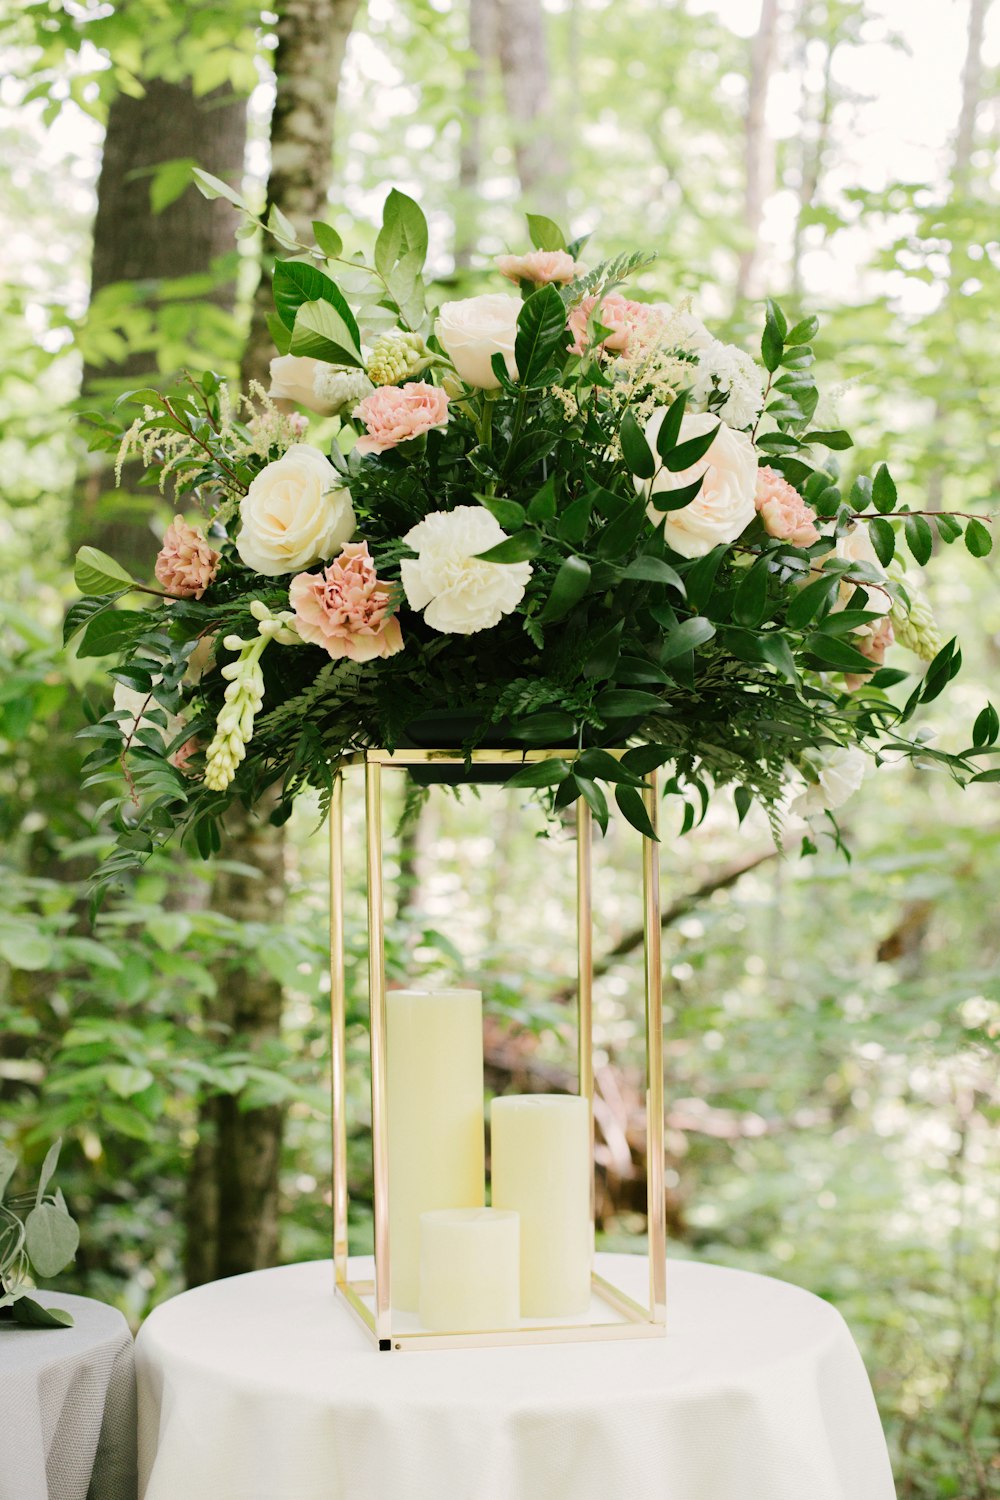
[0,1141,81,1328]
[0,0,997,1493]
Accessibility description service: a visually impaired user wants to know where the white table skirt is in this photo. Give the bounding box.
[136,1254,896,1500]
[0,1292,136,1500]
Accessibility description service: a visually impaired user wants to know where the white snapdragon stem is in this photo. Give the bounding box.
[203,603,299,792]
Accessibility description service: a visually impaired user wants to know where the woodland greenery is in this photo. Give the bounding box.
[0,2,997,1494]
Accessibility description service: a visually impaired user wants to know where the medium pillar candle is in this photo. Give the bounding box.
[490,1094,592,1317]
[418,1208,520,1332]
[386,989,485,1311]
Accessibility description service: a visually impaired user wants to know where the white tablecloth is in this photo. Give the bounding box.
[136,1254,896,1500]
[0,1292,136,1500]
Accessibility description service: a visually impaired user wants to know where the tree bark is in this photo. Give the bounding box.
[735,0,780,304]
[188,0,361,1286]
[74,79,247,568]
[495,0,567,217]
[241,0,361,390]
[790,4,836,298]
[454,0,496,268]
[954,0,987,187]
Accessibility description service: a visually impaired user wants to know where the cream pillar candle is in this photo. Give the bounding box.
[386,989,485,1311]
[490,1094,592,1317]
[418,1208,520,1332]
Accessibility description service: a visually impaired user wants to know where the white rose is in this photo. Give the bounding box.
[401,505,532,634]
[268,355,340,416]
[792,745,868,820]
[436,294,520,390]
[636,412,757,558]
[235,443,355,576]
[834,524,891,614]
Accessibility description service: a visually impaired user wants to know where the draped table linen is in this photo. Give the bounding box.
[0,1292,137,1500]
[136,1254,896,1500]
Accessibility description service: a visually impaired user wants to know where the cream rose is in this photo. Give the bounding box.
[268,355,339,416]
[235,443,355,576]
[401,506,532,634]
[636,412,757,558]
[436,294,520,390]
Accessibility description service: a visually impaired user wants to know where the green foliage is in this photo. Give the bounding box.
[0,1140,81,1327]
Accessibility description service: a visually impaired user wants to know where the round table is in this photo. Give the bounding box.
[0,1292,136,1500]
[136,1254,896,1500]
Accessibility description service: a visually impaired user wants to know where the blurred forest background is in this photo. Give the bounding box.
[1,0,998,1494]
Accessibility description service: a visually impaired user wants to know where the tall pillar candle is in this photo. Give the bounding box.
[490,1094,592,1317]
[386,989,485,1311]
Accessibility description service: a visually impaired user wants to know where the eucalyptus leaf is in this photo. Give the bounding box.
[25,1202,79,1278]
[0,1147,16,1200]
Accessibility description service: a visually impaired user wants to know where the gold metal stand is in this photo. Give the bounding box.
[329,747,667,1351]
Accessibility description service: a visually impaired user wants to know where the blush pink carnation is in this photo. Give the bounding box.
[845,615,895,692]
[497,249,578,286]
[568,293,661,356]
[154,515,220,598]
[754,466,821,547]
[289,542,404,663]
[353,382,449,456]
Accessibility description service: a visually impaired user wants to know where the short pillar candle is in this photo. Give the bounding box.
[490,1094,592,1318]
[386,989,486,1311]
[418,1208,520,1332]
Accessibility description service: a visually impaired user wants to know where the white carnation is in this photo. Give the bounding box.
[401,505,532,634]
[313,364,373,416]
[792,745,868,821]
[636,412,757,558]
[691,338,766,430]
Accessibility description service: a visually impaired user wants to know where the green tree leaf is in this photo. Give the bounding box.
[503,759,570,788]
[904,512,934,565]
[514,284,570,383]
[872,464,897,514]
[619,409,655,478]
[289,298,363,367]
[538,556,591,622]
[622,556,685,593]
[869,517,896,567]
[374,188,428,278]
[661,616,716,662]
[654,389,688,459]
[9,1297,74,1330]
[965,519,993,557]
[663,423,719,473]
[614,784,659,840]
[526,213,566,251]
[312,220,343,258]
[74,546,134,597]
[474,532,541,564]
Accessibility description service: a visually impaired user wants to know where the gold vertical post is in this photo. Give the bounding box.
[330,772,348,1288]
[365,756,392,1344]
[575,799,595,1227]
[642,769,667,1325]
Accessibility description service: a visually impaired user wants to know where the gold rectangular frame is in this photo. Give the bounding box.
[329,747,666,1351]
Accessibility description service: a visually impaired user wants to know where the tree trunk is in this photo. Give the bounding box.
[735,0,780,304]
[188,0,361,1286]
[790,5,835,298]
[241,0,361,390]
[495,0,567,217]
[954,0,987,187]
[74,79,247,569]
[454,0,496,268]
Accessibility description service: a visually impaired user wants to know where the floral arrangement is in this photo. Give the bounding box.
[73,185,998,887]
[0,1140,80,1329]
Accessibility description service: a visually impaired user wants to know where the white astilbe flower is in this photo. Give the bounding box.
[691,339,767,430]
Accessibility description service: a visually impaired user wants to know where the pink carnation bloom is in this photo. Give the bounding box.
[497,250,578,286]
[754,466,821,548]
[568,293,661,356]
[845,615,895,692]
[353,382,449,456]
[154,515,220,598]
[289,542,404,663]
[169,735,200,772]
